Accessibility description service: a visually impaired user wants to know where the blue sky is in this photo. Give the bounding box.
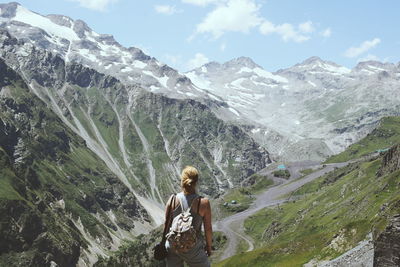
[2,0,400,72]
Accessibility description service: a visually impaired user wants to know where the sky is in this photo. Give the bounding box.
[2,0,400,72]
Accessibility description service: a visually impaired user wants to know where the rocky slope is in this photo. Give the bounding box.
[2,2,399,163]
[0,28,270,265]
[187,57,400,161]
[374,144,400,267]
[0,2,217,101]
[374,214,400,267]
[0,58,151,266]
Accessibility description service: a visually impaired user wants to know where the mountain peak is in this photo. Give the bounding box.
[353,60,395,73]
[225,56,259,69]
[301,56,325,65]
[46,14,74,28]
[0,2,20,18]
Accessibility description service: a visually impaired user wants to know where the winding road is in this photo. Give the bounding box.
[213,161,349,261]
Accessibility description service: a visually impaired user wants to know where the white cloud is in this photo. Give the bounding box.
[344,38,381,58]
[320,28,331,38]
[187,0,316,43]
[358,54,380,62]
[298,21,314,34]
[187,53,209,70]
[181,0,222,6]
[259,20,311,43]
[70,0,118,11]
[220,42,226,51]
[193,0,263,39]
[154,5,182,15]
[259,20,275,35]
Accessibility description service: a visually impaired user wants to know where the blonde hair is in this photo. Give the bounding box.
[181,166,199,194]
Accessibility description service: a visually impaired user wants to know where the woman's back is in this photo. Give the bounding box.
[164,166,212,267]
[171,192,203,233]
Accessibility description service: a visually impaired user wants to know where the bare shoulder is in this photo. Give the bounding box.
[200,197,210,206]
[198,197,211,216]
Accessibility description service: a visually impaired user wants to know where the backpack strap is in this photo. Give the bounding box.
[178,193,201,213]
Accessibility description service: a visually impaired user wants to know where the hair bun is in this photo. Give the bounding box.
[181,166,199,194]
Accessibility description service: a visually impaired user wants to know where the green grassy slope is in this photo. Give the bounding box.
[217,116,400,266]
[326,117,400,163]
[0,59,149,266]
[217,158,400,267]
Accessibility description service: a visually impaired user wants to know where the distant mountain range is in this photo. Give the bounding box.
[2,2,400,162]
[187,56,400,160]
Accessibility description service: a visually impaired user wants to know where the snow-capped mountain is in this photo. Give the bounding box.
[187,56,400,161]
[0,2,213,100]
[1,2,399,162]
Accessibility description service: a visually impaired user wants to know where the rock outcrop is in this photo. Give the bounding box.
[377,144,400,177]
[374,214,400,267]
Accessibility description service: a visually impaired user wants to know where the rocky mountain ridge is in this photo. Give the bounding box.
[2,2,399,162]
[187,56,400,161]
[0,28,270,266]
[0,57,152,266]
[0,2,222,102]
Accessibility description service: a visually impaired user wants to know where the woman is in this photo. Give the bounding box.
[164,166,212,267]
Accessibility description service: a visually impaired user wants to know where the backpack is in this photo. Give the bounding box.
[166,194,201,253]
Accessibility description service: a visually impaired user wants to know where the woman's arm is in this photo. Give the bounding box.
[163,195,174,240]
[202,198,213,256]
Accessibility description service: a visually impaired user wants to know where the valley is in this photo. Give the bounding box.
[0,2,399,267]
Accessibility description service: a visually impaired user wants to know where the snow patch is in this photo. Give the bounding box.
[186,72,214,92]
[14,5,79,41]
[206,92,220,101]
[157,75,169,88]
[121,67,133,73]
[321,63,351,74]
[149,85,160,91]
[132,60,147,69]
[308,81,317,87]
[368,65,385,72]
[78,49,98,62]
[253,67,288,83]
[229,107,240,116]
[185,92,197,97]
[360,69,375,75]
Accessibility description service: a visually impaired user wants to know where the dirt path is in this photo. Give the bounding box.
[214,161,349,261]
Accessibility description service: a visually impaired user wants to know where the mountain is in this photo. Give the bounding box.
[186,56,400,161]
[0,2,219,101]
[0,57,152,266]
[3,2,399,163]
[217,116,400,266]
[0,22,270,267]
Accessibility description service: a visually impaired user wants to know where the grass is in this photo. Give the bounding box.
[220,187,254,214]
[213,175,274,220]
[0,173,23,200]
[326,116,400,163]
[300,168,316,176]
[216,157,400,266]
[273,170,290,179]
[246,174,274,194]
[209,231,228,263]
